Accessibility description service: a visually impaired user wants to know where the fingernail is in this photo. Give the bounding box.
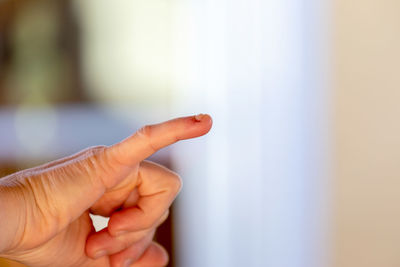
[194,114,206,122]
[94,250,107,259]
[123,259,133,267]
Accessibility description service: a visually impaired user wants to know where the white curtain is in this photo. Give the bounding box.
[171,0,331,266]
[72,0,331,265]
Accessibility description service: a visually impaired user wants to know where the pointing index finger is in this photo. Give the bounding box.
[108,114,212,166]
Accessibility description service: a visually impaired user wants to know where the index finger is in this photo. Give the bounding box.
[107,114,212,166]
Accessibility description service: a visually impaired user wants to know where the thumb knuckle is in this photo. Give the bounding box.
[168,172,182,193]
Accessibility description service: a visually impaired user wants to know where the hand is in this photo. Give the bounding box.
[0,114,212,267]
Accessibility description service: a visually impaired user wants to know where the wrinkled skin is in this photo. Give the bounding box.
[0,115,212,267]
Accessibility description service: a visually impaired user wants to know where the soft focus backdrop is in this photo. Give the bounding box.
[1,0,400,267]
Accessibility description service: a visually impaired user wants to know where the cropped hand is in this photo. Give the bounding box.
[0,114,212,267]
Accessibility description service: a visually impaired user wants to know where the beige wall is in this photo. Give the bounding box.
[334,0,400,266]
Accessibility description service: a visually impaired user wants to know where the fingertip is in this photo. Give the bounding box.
[191,113,213,135]
[204,114,213,132]
[155,113,213,141]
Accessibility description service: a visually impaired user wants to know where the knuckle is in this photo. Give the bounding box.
[164,208,170,218]
[168,172,183,193]
[158,209,170,226]
[167,172,182,194]
[138,125,157,153]
[138,125,153,139]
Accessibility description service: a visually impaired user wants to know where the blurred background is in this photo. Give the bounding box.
[0,0,399,266]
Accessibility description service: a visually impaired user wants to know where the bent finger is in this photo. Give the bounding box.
[107,235,155,267]
[86,210,169,259]
[108,161,180,235]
